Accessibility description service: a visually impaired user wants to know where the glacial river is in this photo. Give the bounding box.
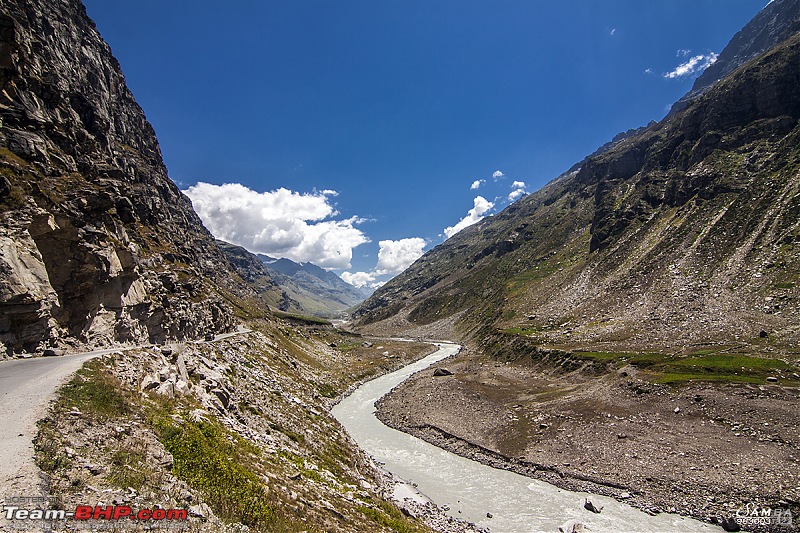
[332,342,722,533]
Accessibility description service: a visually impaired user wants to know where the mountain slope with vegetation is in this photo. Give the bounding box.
[356,5,800,527]
[355,27,800,357]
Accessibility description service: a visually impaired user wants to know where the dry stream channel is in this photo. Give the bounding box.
[332,342,723,533]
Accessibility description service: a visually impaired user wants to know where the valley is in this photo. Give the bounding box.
[1,0,800,531]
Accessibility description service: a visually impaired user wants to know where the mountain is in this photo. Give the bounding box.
[671,0,800,113]
[0,0,263,355]
[215,241,371,318]
[354,11,800,355]
[259,256,373,318]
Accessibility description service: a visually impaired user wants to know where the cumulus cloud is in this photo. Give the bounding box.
[340,238,426,288]
[508,180,527,202]
[492,170,505,180]
[375,238,427,275]
[444,196,494,239]
[664,52,718,79]
[340,271,380,288]
[470,179,485,190]
[184,182,369,269]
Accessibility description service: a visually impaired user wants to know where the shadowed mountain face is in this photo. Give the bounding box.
[354,18,800,354]
[0,0,262,355]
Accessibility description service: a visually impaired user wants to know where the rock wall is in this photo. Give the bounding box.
[0,0,258,355]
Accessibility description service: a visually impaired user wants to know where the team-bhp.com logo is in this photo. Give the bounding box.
[3,498,188,529]
[735,502,794,529]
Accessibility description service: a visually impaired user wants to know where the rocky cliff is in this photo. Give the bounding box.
[0,0,261,356]
[354,18,800,355]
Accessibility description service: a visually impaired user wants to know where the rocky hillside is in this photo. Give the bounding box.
[35,317,468,532]
[0,0,262,356]
[354,17,800,356]
[215,241,303,314]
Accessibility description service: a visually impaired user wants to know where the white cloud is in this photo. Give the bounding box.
[184,182,369,269]
[664,52,718,79]
[677,48,691,58]
[375,238,427,275]
[508,181,527,202]
[644,68,654,75]
[340,271,380,288]
[508,189,526,202]
[492,170,505,180]
[444,196,494,239]
[470,179,485,190]
[610,28,616,36]
[340,237,426,288]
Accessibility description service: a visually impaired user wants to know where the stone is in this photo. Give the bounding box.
[210,387,231,409]
[766,376,778,383]
[718,516,741,532]
[188,503,213,520]
[583,498,603,513]
[433,368,453,376]
[174,379,191,396]
[140,375,160,392]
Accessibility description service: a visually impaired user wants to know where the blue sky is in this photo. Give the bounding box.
[83,0,766,287]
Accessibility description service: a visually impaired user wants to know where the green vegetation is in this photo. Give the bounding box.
[358,499,427,533]
[273,310,333,326]
[58,359,132,417]
[108,440,156,489]
[573,349,799,384]
[155,414,275,528]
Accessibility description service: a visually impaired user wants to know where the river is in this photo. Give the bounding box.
[332,342,722,533]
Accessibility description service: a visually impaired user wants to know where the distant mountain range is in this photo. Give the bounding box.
[216,241,371,318]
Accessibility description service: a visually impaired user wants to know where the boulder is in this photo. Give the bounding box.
[583,499,603,514]
[433,368,453,376]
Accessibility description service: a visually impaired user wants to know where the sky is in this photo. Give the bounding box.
[83,0,767,288]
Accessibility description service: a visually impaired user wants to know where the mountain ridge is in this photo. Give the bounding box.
[354,9,800,355]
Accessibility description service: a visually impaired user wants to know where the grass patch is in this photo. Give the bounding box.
[155,414,275,528]
[273,310,332,326]
[59,360,132,417]
[573,350,798,384]
[108,440,154,489]
[358,499,427,533]
[316,382,338,398]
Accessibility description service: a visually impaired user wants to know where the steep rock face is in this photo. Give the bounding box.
[0,0,258,355]
[354,31,800,352]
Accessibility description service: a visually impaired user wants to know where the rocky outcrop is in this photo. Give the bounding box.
[0,0,260,355]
